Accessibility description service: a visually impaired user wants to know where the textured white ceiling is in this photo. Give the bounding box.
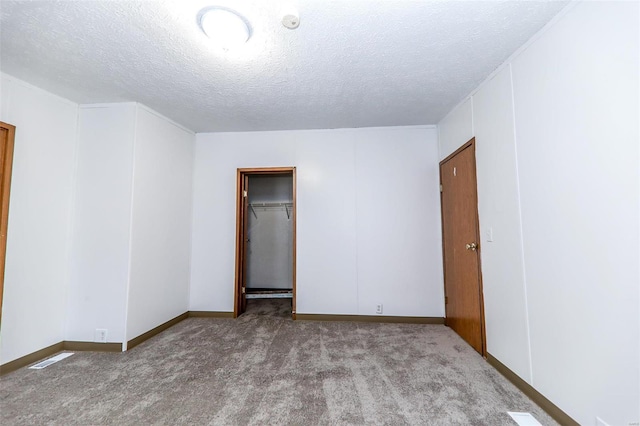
[0,0,569,132]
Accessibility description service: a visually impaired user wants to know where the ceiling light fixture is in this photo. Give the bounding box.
[198,7,251,49]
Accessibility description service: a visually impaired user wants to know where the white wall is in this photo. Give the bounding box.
[296,135,358,315]
[437,2,639,425]
[355,135,442,316]
[65,102,195,346]
[473,66,532,383]
[65,104,136,344]
[438,98,473,159]
[0,92,195,354]
[0,74,79,364]
[190,127,443,317]
[126,106,194,341]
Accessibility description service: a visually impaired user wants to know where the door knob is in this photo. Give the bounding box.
[466,242,478,251]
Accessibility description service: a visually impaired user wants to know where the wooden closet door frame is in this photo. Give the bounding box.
[234,167,297,319]
[0,122,16,325]
[439,138,486,355]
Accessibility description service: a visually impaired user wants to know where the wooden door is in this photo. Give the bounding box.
[236,174,250,315]
[440,139,485,354]
[0,122,16,325]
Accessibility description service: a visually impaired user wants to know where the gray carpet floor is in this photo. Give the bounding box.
[0,299,557,425]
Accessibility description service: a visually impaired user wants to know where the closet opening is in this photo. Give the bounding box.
[234,167,296,319]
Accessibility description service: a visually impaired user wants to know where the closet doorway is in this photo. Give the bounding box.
[234,167,296,319]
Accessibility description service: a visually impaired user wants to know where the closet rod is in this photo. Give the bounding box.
[248,202,293,219]
[249,202,293,207]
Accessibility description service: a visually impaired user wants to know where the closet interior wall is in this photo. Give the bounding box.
[246,175,293,293]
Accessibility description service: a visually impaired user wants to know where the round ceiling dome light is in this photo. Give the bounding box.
[198,7,251,49]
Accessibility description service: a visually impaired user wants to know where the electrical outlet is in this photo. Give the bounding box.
[94,328,108,343]
[375,304,383,315]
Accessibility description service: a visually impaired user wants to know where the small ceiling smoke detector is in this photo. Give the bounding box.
[282,14,300,30]
[198,7,251,49]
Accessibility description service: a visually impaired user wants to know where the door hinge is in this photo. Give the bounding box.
[242,287,246,294]
[243,190,247,198]
[445,296,448,305]
[439,184,443,192]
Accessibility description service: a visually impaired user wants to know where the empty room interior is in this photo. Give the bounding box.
[0,1,638,425]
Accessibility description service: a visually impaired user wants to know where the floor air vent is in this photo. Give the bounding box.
[507,412,541,426]
[29,352,74,370]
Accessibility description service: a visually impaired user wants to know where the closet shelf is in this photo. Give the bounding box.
[249,202,293,219]
[249,202,293,207]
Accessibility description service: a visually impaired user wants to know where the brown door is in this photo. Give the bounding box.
[440,138,485,354]
[236,174,250,315]
[0,122,16,325]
